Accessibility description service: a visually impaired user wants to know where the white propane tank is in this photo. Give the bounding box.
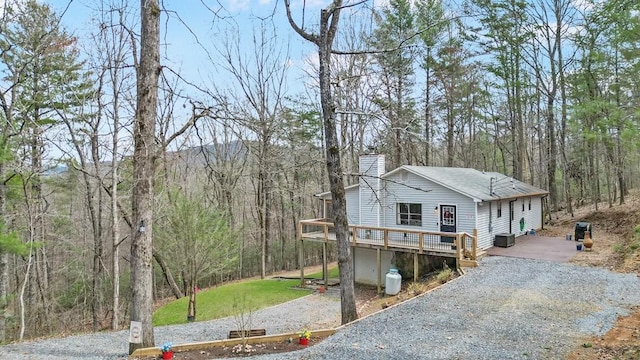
[385,268,402,295]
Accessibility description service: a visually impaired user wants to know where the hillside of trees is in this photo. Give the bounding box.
[0,0,638,344]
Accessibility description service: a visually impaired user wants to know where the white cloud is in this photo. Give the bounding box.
[226,0,251,12]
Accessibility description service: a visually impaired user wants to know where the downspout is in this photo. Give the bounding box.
[488,202,493,235]
[541,195,547,230]
[508,199,517,234]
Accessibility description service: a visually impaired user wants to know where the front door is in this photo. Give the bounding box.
[440,205,457,243]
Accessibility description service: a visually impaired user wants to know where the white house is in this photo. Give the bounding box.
[307,154,549,285]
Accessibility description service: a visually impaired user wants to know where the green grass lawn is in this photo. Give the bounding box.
[154,266,339,326]
[153,279,312,326]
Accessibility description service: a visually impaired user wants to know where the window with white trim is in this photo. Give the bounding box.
[497,202,502,218]
[397,203,422,226]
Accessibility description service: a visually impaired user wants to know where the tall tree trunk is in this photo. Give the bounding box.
[0,140,11,343]
[0,162,7,342]
[110,63,121,329]
[91,132,104,331]
[424,48,432,166]
[318,8,357,325]
[129,0,160,353]
[258,166,269,279]
[0,254,6,341]
[285,0,358,324]
[546,99,557,212]
[557,11,572,216]
[111,143,120,330]
[19,243,34,341]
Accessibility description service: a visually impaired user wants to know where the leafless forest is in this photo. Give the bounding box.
[0,0,638,344]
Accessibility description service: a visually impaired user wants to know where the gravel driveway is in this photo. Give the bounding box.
[2,256,640,359]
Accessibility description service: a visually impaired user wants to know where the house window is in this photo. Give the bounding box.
[497,202,502,218]
[397,203,422,226]
[522,199,525,212]
[528,199,531,210]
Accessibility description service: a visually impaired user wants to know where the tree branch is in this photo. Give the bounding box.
[284,0,319,44]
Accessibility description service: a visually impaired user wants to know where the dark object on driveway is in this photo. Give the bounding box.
[574,222,592,241]
[494,233,515,248]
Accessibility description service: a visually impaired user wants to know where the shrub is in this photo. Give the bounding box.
[436,268,453,284]
[406,282,427,296]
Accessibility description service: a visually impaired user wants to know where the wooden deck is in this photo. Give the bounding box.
[298,219,480,263]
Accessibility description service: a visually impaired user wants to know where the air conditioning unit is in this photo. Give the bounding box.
[494,233,515,248]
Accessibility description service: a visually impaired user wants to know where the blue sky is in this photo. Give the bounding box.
[34,0,330,158]
[52,0,321,96]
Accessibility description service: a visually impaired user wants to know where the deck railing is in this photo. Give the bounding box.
[299,218,478,260]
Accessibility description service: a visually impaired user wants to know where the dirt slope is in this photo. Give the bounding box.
[544,191,640,359]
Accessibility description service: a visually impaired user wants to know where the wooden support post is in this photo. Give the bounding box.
[419,233,424,253]
[413,252,418,282]
[352,226,358,245]
[322,242,328,286]
[455,234,461,260]
[383,230,389,249]
[376,248,382,294]
[299,240,305,287]
[323,223,329,242]
[472,228,478,260]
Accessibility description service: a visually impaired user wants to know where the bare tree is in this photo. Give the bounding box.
[527,0,576,212]
[284,0,358,324]
[89,0,138,331]
[129,0,160,353]
[130,2,213,350]
[214,20,290,278]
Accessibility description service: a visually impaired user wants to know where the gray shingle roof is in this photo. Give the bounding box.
[386,166,548,202]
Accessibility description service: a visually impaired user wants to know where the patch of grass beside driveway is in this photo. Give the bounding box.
[153,279,312,326]
[307,266,339,279]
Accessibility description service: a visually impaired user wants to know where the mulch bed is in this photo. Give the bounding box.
[139,335,329,359]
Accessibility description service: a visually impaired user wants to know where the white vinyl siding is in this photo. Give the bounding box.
[381,170,476,235]
[475,202,492,250]
[339,159,547,249]
[359,155,384,227]
[485,196,544,245]
[524,196,543,231]
[345,186,360,225]
[491,201,512,235]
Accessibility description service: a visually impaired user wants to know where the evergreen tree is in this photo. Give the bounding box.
[369,0,418,168]
[415,0,447,165]
[0,0,94,340]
